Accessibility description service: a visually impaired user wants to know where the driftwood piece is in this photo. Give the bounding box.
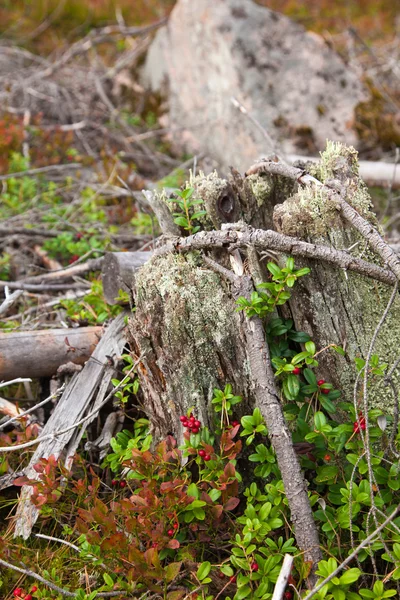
[13,313,128,539]
[0,326,102,380]
[102,250,153,304]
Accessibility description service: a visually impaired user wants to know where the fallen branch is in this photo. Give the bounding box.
[245,159,400,281]
[204,255,322,585]
[0,326,102,379]
[302,505,400,600]
[13,313,128,538]
[152,225,397,287]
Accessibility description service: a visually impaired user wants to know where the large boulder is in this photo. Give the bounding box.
[142,0,366,172]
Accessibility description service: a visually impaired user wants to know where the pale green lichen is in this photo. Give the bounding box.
[134,252,249,420]
[309,141,375,220]
[247,173,274,207]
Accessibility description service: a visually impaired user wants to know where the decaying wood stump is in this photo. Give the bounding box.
[100,142,400,578]
[118,143,400,429]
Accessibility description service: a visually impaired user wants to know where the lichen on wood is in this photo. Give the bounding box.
[129,251,252,441]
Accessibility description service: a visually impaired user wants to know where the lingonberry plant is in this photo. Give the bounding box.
[3,258,399,599]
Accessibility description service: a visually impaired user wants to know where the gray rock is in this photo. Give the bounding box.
[142,0,367,172]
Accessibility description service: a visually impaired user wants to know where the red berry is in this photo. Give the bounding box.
[68,254,80,264]
[119,480,127,488]
[173,522,179,529]
[180,416,187,422]
[317,379,325,386]
[320,388,329,395]
[189,416,195,423]
[30,588,38,594]
[293,367,301,375]
[25,596,33,600]
[230,575,236,583]
[204,454,211,461]
[198,449,206,457]
[284,592,293,600]
[324,454,331,461]
[231,421,240,427]
[13,590,23,598]
[218,571,225,579]
[251,561,259,571]
[191,427,199,434]
[182,420,189,428]
[111,479,118,486]
[167,529,174,537]
[194,420,201,428]
[75,232,83,240]
[152,542,158,548]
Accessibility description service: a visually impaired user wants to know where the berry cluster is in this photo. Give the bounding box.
[197,449,211,461]
[111,479,127,488]
[167,522,179,537]
[180,413,201,434]
[353,413,366,433]
[13,585,38,599]
[317,379,330,394]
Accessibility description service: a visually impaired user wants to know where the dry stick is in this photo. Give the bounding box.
[0,359,139,453]
[245,159,400,281]
[0,281,88,292]
[203,256,322,585]
[20,256,103,283]
[0,289,24,317]
[155,225,397,287]
[272,554,295,600]
[0,163,81,182]
[302,505,400,600]
[0,557,125,598]
[0,386,64,431]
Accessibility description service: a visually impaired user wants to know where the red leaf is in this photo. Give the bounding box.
[224,497,240,511]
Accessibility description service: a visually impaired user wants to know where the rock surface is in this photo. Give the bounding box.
[142,0,366,172]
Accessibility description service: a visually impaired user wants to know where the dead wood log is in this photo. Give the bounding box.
[13,312,128,539]
[0,326,102,380]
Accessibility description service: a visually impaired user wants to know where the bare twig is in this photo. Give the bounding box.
[155,224,397,287]
[302,505,400,600]
[0,163,81,182]
[245,159,400,280]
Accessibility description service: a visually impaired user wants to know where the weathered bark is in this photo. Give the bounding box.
[0,326,102,379]
[102,250,153,304]
[13,314,128,539]
[120,141,400,580]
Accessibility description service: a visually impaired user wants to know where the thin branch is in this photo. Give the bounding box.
[0,557,125,597]
[0,386,64,431]
[0,359,139,453]
[245,159,400,280]
[155,224,397,287]
[0,163,81,182]
[302,505,400,600]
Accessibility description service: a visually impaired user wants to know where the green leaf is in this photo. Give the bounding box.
[286,257,295,271]
[165,562,182,582]
[339,568,361,585]
[283,374,300,400]
[174,216,189,228]
[103,573,114,587]
[314,411,327,430]
[303,368,317,385]
[197,561,211,581]
[267,262,282,278]
[305,341,316,354]
[234,585,252,600]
